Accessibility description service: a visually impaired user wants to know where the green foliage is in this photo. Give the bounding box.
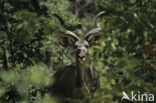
[0,0,156,103]
[0,63,56,103]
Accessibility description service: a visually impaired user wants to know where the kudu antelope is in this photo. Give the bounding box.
[51,11,105,99]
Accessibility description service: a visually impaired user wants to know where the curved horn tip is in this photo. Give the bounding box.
[97,11,106,16]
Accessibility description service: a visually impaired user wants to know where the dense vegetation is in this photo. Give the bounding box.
[0,0,156,103]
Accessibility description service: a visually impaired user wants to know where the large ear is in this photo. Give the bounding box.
[88,34,103,45]
[60,35,75,47]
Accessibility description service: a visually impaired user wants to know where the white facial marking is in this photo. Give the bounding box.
[75,40,89,60]
[82,58,86,61]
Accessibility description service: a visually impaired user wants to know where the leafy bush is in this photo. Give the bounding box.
[0,64,56,103]
[0,0,156,103]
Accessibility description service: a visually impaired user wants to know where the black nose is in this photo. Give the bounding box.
[79,56,85,59]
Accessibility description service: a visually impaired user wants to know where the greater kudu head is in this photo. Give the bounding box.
[53,11,105,60]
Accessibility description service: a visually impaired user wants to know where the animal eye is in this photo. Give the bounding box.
[74,45,78,48]
[86,45,89,48]
[74,46,77,48]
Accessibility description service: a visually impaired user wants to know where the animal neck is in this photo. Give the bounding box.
[76,56,90,94]
[76,56,90,78]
